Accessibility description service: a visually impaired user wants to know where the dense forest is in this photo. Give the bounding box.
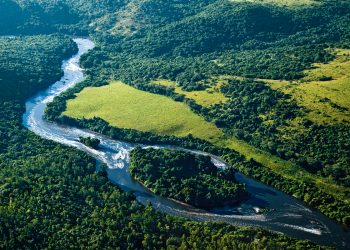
[42,0,350,224]
[1,0,350,248]
[0,34,325,250]
[0,36,77,100]
[130,147,247,208]
[65,0,350,190]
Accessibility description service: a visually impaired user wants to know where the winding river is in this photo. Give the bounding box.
[23,38,349,248]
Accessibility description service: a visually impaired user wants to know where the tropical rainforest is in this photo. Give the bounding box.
[0,0,350,249]
[0,26,322,250]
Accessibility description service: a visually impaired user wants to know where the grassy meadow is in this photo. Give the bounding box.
[64,81,223,143]
[152,79,228,107]
[266,49,350,125]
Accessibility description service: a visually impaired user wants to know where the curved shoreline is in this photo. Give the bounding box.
[130,172,249,210]
[22,38,349,248]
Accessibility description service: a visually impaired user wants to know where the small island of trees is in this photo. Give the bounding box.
[79,136,100,149]
[129,147,248,209]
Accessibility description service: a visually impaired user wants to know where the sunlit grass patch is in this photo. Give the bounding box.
[265,49,350,125]
[152,79,228,107]
[64,81,223,142]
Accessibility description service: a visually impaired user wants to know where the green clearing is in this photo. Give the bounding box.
[64,80,350,203]
[152,79,228,107]
[265,49,350,125]
[64,81,223,143]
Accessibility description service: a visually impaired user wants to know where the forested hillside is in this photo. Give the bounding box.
[0,34,322,250]
[1,0,350,248]
[41,0,350,221]
[84,0,349,188]
[5,0,345,223]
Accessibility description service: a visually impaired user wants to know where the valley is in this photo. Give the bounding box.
[62,74,350,209]
[1,0,349,249]
[21,41,350,247]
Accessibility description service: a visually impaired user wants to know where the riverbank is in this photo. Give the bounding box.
[22,38,350,248]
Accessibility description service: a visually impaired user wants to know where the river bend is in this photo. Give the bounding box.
[23,38,349,248]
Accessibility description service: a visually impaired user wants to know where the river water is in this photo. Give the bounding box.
[22,38,349,248]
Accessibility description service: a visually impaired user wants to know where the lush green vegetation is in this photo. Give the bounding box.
[0,34,325,250]
[0,35,77,100]
[79,136,100,149]
[53,115,350,225]
[44,0,350,226]
[77,0,349,87]
[202,77,350,187]
[267,49,350,125]
[64,81,223,142]
[60,0,350,191]
[2,0,350,247]
[0,0,126,35]
[2,108,317,249]
[58,74,350,217]
[152,79,228,107]
[130,147,247,208]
